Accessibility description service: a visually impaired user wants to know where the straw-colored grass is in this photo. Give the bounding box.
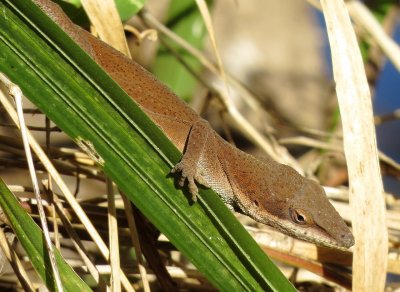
[0,0,399,290]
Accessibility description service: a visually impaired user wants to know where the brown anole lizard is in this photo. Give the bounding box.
[34,0,354,249]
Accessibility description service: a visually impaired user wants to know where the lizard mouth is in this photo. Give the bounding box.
[290,226,354,249]
[252,211,354,249]
[300,218,355,248]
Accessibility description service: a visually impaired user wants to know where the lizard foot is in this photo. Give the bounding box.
[171,161,199,202]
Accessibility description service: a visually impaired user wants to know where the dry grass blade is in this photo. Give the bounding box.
[194,0,225,78]
[123,25,157,45]
[107,179,121,292]
[320,1,388,291]
[81,2,150,290]
[279,135,400,172]
[44,117,61,251]
[81,0,130,57]
[279,136,343,152]
[196,0,303,172]
[0,78,135,292]
[140,9,303,173]
[347,1,400,71]
[47,188,105,288]
[0,73,64,292]
[0,228,35,291]
[121,195,151,292]
[307,0,400,72]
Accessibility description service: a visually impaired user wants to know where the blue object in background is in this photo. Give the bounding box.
[316,7,400,196]
[374,23,400,196]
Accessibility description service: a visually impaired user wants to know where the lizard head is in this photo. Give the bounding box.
[238,162,354,249]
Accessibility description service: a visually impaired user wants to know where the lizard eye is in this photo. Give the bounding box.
[290,208,312,225]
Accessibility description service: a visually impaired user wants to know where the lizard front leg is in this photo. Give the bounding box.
[171,118,213,201]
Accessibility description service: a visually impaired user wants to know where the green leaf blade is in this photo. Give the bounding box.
[0,179,91,291]
[0,1,295,291]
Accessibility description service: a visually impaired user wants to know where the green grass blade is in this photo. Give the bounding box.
[53,0,146,24]
[152,0,211,100]
[0,179,91,291]
[0,1,295,291]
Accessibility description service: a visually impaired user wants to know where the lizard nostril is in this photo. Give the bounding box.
[253,200,259,207]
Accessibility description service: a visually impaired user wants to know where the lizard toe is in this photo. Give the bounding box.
[188,179,199,201]
[178,175,186,187]
[171,162,183,174]
[171,160,199,201]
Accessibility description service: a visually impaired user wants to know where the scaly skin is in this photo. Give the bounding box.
[34,0,354,249]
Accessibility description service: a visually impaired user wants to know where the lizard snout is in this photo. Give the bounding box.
[338,230,355,248]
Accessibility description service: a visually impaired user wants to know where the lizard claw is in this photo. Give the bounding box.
[171,161,199,201]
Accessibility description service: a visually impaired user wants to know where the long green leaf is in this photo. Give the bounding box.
[53,0,146,24]
[0,1,295,291]
[0,179,91,291]
[152,0,211,101]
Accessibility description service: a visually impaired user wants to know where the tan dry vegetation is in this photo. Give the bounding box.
[0,0,399,291]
